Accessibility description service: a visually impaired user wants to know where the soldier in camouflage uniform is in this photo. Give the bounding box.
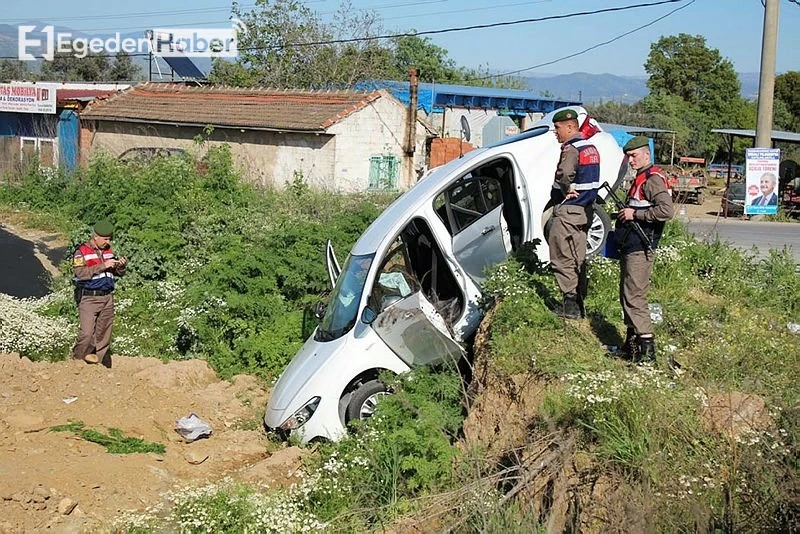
[616,136,673,361]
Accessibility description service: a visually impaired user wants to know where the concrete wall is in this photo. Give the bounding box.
[428,109,545,147]
[328,93,431,191]
[83,93,433,192]
[84,121,336,189]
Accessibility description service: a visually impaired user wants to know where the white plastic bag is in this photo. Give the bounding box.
[175,413,213,442]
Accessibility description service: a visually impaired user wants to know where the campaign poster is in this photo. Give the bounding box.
[745,148,780,215]
[0,83,57,114]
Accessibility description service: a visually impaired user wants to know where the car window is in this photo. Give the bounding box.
[369,236,419,312]
[434,176,503,235]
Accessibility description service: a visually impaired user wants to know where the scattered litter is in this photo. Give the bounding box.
[665,344,677,353]
[175,413,213,443]
[648,303,663,324]
[787,322,800,335]
[62,396,78,405]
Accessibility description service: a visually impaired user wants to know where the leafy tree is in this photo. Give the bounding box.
[107,52,142,81]
[218,0,392,88]
[775,71,800,132]
[0,60,34,82]
[645,33,741,116]
[586,101,648,126]
[215,0,524,89]
[39,50,110,81]
[389,34,463,83]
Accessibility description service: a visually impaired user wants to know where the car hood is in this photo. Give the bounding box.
[267,331,348,411]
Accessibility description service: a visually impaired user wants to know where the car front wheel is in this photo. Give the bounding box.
[345,379,390,424]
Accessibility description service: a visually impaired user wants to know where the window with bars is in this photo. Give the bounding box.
[368,154,399,191]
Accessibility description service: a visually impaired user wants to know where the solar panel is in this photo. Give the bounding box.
[162,55,206,80]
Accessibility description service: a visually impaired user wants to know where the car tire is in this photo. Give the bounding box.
[345,379,389,424]
[543,204,610,257]
[587,206,611,257]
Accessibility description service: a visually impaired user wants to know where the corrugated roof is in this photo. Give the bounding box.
[711,128,800,143]
[359,80,581,115]
[57,89,119,102]
[81,83,384,132]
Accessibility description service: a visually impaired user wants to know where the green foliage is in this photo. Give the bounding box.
[489,221,798,531]
[115,479,325,532]
[0,59,33,82]
[0,147,387,377]
[775,71,800,132]
[211,1,523,89]
[645,34,740,113]
[50,420,165,454]
[308,367,465,526]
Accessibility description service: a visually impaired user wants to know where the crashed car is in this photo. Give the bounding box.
[264,107,627,443]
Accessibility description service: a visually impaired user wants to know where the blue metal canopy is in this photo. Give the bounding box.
[360,80,581,116]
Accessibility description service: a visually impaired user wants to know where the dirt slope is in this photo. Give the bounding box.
[0,354,302,533]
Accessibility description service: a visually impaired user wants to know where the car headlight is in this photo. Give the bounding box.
[279,397,321,431]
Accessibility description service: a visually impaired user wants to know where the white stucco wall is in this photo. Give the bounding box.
[84,91,433,192]
[328,93,431,192]
[85,121,336,188]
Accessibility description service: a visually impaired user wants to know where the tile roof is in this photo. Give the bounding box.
[81,83,384,132]
[58,89,119,104]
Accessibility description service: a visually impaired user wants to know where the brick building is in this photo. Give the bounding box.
[80,83,436,192]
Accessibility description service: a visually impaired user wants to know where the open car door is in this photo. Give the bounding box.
[365,224,465,368]
[325,240,342,289]
[371,291,464,368]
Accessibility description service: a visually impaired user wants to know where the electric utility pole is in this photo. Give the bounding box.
[755,0,780,147]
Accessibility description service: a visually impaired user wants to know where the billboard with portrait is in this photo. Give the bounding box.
[745,148,780,215]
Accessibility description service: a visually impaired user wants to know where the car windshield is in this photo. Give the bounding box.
[315,253,374,342]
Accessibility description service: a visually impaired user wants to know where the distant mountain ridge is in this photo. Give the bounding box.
[524,72,762,103]
[0,23,763,100]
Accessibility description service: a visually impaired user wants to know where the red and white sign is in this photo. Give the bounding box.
[0,83,57,114]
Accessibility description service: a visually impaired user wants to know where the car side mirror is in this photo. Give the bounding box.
[361,306,378,325]
[313,301,327,320]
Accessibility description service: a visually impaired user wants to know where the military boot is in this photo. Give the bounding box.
[557,293,582,319]
[620,328,637,360]
[637,336,656,363]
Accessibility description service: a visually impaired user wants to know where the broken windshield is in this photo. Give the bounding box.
[315,253,375,342]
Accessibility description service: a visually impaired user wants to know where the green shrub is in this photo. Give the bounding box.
[0,147,391,377]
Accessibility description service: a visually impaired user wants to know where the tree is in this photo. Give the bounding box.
[108,52,142,81]
[645,33,741,117]
[775,71,800,132]
[39,50,110,81]
[216,0,392,88]
[389,34,463,83]
[214,0,523,89]
[0,60,34,82]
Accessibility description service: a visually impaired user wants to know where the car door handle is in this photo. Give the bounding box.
[481,225,496,235]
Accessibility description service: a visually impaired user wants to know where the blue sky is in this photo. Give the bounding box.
[5,0,800,76]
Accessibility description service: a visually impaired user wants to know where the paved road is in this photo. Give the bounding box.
[0,227,54,298]
[685,218,800,262]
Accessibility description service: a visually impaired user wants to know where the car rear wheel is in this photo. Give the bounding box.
[587,207,611,257]
[544,204,611,258]
[345,379,389,423]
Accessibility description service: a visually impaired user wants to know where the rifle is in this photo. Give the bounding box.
[600,182,653,253]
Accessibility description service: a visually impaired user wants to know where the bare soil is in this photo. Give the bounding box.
[0,354,303,534]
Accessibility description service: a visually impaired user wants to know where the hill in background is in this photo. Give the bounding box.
[524,71,761,103]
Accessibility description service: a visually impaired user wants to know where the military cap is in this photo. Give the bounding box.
[93,220,114,238]
[623,136,650,153]
[552,109,578,123]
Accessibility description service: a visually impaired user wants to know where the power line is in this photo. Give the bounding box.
[3,0,689,60]
[237,0,690,51]
[470,0,697,80]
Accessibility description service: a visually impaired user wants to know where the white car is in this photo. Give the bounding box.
[264,107,628,443]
